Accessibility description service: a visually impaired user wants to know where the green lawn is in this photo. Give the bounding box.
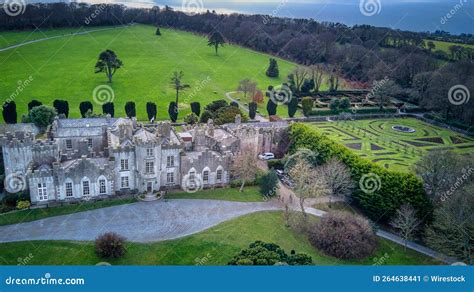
[0,211,438,265]
[310,118,474,172]
[0,24,300,122]
[167,186,263,202]
[0,197,136,226]
[424,39,474,54]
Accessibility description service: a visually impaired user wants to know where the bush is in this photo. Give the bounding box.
[289,123,432,222]
[190,102,201,116]
[248,102,257,119]
[259,170,279,198]
[288,96,298,118]
[301,97,313,116]
[184,113,199,125]
[205,99,228,113]
[79,101,93,118]
[95,232,126,259]
[214,106,248,125]
[168,102,178,122]
[16,200,30,210]
[329,98,340,111]
[309,212,377,259]
[125,101,136,118]
[266,58,279,78]
[28,105,57,129]
[146,102,157,121]
[228,241,312,265]
[102,102,114,117]
[266,99,277,116]
[199,110,213,123]
[267,159,283,169]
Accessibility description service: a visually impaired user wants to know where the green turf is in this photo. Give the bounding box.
[0,211,438,265]
[310,118,474,172]
[0,24,302,122]
[424,39,474,54]
[167,186,263,202]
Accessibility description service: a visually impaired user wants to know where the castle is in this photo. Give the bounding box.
[0,116,287,205]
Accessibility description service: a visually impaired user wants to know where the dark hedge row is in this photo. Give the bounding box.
[289,123,432,223]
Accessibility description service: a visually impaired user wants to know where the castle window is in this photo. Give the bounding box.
[167,172,174,184]
[66,139,72,150]
[216,169,223,182]
[87,138,93,148]
[146,148,154,157]
[145,162,154,174]
[121,176,129,189]
[120,159,129,171]
[167,156,174,167]
[38,183,47,201]
[82,180,90,196]
[203,170,209,184]
[99,179,106,194]
[65,182,73,197]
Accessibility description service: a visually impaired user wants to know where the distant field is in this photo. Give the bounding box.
[310,118,474,172]
[0,24,301,121]
[424,39,474,53]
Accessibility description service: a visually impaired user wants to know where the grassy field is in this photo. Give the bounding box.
[167,186,263,202]
[310,118,474,172]
[0,24,303,122]
[425,39,474,54]
[0,211,438,265]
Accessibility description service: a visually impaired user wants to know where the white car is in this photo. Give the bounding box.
[258,152,275,160]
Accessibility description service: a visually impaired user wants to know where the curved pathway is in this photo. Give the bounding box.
[0,25,130,52]
[0,199,280,243]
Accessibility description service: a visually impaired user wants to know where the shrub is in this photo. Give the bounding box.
[228,241,312,265]
[53,99,69,117]
[214,106,248,125]
[184,113,199,125]
[339,97,351,110]
[289,123,432,222]
[28,100,42,111]
[2,101,17,124]
[168,102,178,122]
[266,99,277,116]
[79,101,93,118]
[125,101,136,118]
[190,102,201,116]
[102,102,115,117]
[16,200,30,210]
[267,159,283,169]
[309,212,377,259]
[248,102,257,119]
[265,58,279,78]
[205,99,228,113]
[301,97,313,116]
[329,98,340,111]
[259,170,279,198]
[288,96,298,118]
[146,102,157,121]
[199,110,213,123]
[95,232,126,259]
[28,105,57,129]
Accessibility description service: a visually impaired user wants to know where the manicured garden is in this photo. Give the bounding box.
[0,24,298,121]
[0,211,438,265]
[310,118,474,172]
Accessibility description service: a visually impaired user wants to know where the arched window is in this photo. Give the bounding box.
[216,166,224,182]
[97,176,107,195]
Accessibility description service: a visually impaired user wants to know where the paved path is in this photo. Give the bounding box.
[0,199,280,243]
[0,25,130,52]
[224,91,268,122]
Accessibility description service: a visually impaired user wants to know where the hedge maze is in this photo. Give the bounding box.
[310,118,474,171]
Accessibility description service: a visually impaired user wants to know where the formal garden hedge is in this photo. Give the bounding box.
[289,123,432,223]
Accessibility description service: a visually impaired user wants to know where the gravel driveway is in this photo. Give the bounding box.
[0,200,280,243]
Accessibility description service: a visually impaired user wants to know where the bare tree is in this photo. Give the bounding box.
[317,158,353,207]
[288,157,329,216]
[290,67,308,92]
[309,64,324,93]
[327,65,341,92]
[231,147,259,192]
[237,79,257,98]
[390,204,422,249]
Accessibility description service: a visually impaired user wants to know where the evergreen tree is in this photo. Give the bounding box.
[28,100,42,111]
[208,31,226,55]
[288,96,298,118]
[266,99,277,116]
[168,102,178,122]
[2,101,17,124]
[155,27,161,35]
[190,101,201,116]
[79,101,93,118]
[265,58,279,78]
[146,102,157,121]
[102,102,115,117]
[125,101,136,118]
[53,100,69,118]
[249,102,257,120]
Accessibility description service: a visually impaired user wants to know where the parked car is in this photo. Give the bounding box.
[258,152,275,160]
